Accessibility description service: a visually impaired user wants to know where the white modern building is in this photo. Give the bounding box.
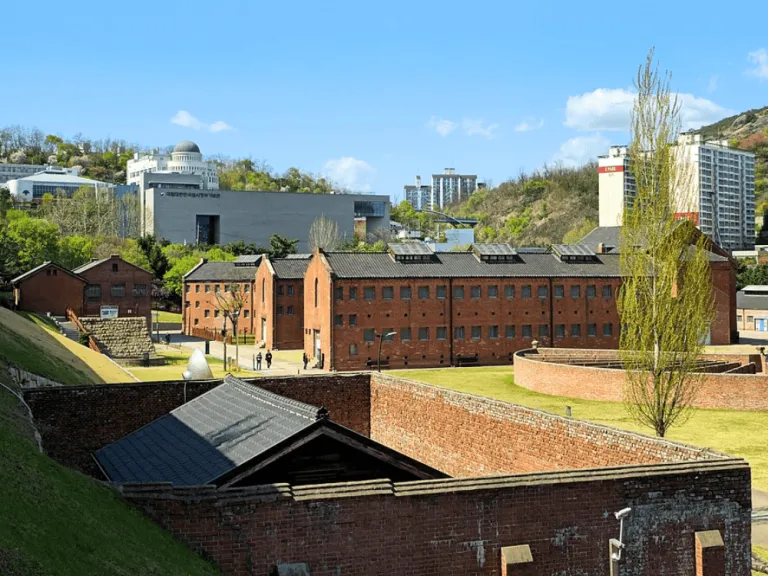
[0,163,48,185]
[404,169,483,210]
[6,167,111,201]
[598,133,755,251]
[127,141,219,190]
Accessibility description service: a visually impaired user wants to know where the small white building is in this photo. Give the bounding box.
[7,167,111,201]
[127,141,219,190]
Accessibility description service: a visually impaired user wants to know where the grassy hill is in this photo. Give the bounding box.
[0,309,219,575]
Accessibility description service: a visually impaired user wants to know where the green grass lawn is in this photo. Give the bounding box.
[392,366,768,491]
[126,348,259,382]
[0,364,219,575]
[152,310,182,323]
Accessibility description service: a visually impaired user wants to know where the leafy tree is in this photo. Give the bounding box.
[0,227,21,281]
[224,240,270,256]
[0,187,11,221]
[57,235,94,269]
[162,255,200,298]
[618,49,714,438]
[205,247,236,262]
[562,218,597,244]
[390,201,419,229]
[120,238,152,271]
[736,262,768,290]
[269,234,299,257]
[8,216,60,269]
[137,235,170,279]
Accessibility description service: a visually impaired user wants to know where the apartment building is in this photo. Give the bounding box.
[254,255,311,349]
[403,176,432,210]
[404,169,483,211]
[598,134,756,250]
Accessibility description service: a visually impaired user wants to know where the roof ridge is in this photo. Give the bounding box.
[223,375,327,421]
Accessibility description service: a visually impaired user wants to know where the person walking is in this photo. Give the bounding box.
[302,352,309,371]
[265,350,273,370]
[256,351,263,370]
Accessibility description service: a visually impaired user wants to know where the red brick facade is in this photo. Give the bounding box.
[77,255,153,328]
[183,279,256,336]
[254,258,305,349]
[31,374,748,576]
[12,262,85,316]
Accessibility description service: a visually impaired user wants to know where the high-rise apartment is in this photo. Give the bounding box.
[404,169,482,211]
[598,134,755,250]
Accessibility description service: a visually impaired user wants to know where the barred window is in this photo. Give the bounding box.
[382,286,394,300]
[111,283,125,298]
[488,325,499,339]
[505,325,515,338]
[400,286,412,300]
[488,285,498,298]
[504,285,515,298]
[86,284,101,300]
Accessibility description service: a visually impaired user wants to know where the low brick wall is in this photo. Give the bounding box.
[23,373,370,476]
[515,349,768,411]
[123,460,752,576]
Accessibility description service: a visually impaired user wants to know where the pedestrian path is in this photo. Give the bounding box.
[53,316,81,342]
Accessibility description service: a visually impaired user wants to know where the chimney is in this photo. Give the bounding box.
[415,175,421,187]
[597,242,605,254]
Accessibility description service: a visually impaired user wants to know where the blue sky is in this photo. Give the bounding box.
[2,0,767,202]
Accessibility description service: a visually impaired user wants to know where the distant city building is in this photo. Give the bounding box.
[0,163,48,185]
[6,167,111,201]
[598,133,755,251]
[404,169,483,210]
[127,140,219,190]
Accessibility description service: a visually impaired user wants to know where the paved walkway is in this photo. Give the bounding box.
[170,333,324,377]
[53,316,81,342]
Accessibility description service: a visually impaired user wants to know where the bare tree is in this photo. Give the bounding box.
[618,49,714,437]
[214,284,248,370]
[308,215,340,251]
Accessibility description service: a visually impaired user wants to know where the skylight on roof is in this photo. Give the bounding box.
[389,243,434,262]
[551,244,597,262]
[472,243,518,262]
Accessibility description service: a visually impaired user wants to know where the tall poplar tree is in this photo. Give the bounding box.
[618,49,714,437]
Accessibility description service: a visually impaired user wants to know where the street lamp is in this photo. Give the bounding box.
[376,331,397,372]
[231,309,240,370]
[221,315,228,371]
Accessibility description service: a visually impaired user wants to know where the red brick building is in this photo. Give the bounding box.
[304,240,737,371]
[254,255,310,349]
[181,256,260,337]
[73,255,153,328]
[11,261,86,316]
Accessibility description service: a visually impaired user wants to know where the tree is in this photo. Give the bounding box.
[269,234,299,258]
[8,216,60,269]
[308,215,340,251]
[214,284,248,369]
[562,218,597,244]
[617,49,714,438]
[162,255,200,298]
[120,238,152,271]
[0,187,11,222]
[57,235,94,269]
[137,235,169,279]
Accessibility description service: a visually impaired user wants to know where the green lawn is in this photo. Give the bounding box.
[392,366,768,491]
[0,364,219,575]
[152,310,182,323]
[126,348,259,382]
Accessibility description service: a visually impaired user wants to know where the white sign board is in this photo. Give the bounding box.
[100,305,119,319]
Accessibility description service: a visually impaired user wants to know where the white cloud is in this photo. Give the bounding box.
[462,118,499,139]
[514,118,544,132]
[427,116,457,137]
[553,134,610,168]
[564,88,733,132]
[170,110,233,133]
[707,74,719,93]
[323,156,376,192]
[747,48,768,79]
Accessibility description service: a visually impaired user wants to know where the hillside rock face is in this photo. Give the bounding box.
[80,318,155,359]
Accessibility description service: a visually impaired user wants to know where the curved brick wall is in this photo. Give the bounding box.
[514,348,768,411]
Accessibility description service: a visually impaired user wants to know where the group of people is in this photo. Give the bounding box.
[254,351,311,371]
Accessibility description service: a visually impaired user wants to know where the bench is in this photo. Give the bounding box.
[456,355,479,367]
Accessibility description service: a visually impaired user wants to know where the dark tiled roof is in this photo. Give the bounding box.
[95,376,327,486]
[551,244,596,257]
[390,243,433,256]
[73,256,152,276]
[11,261,85,285]
[473,243,518,256]
[185,261,258,282]
[578,227,621,252]
[736,291,768,310]
[323,251,622,279]
[270,255,311,279]
[234,255,262,264]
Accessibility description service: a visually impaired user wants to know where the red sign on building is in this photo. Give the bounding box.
[598,165,625,173]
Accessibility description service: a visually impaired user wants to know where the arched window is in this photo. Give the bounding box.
[314,278,319,308]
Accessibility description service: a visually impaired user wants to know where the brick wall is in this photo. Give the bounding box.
[710,261,737,345]
[80,256,153,329]
[274,279,304,349]
[184,280,256,336]
[514,349,768,411]
[303,252,333,367]
[254,262,274,345]
[14,263,84,316]
[123,461,751,576]
[23,374,370,476]
[369,373,716,477]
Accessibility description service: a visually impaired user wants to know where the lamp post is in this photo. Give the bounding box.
[231,309,240,370]
[221,316,228,371]
[376,331,397,372]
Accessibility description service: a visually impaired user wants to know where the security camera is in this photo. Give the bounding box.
[614,507,632,520]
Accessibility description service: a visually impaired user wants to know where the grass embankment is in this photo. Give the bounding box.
[0,362,219,576]
[392,366,768,491]
[0,308,132,384]
[126,347,260,382]
[152,310,182,323]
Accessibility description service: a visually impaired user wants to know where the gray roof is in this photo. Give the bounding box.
[551,244,596,257]
[185,261,258,282]
[390,243,433,256]
[323,251,621,279]
[72,256,152,276]
[271,255,311,279]
[473,243,518,256]
[578,226,621,252]
[234,255,262,264]
[737,291,768,310]
[11,261,85,285]
[94,376,328,486]
[173,140,200,153]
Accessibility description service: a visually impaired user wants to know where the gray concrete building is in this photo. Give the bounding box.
[140,186,389,250]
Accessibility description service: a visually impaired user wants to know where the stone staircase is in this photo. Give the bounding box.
[79,317,155,359]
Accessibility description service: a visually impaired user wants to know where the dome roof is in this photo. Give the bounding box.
[173,140,201,154]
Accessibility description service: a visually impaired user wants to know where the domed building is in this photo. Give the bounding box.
[127,140,219,190]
